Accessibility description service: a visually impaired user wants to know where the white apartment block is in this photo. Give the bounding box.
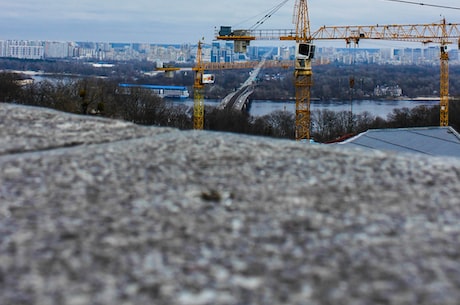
[0,40,44,59]
[10,46,44,60]
[44,41,71,58]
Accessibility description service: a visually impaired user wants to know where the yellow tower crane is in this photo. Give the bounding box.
[190,41,294,130]
[193,41,205,129]
[217,0,315,141]
[218,14,460,130]
[292,0,313,140]
[311,19,460,126]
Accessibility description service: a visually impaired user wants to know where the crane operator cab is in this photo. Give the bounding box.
[295,42,315,70]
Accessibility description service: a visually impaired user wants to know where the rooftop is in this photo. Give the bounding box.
[340,126,460,157]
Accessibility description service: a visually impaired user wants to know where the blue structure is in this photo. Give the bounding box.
[211,41,221,63]
[118,83,189,99]
[211,41,234,63]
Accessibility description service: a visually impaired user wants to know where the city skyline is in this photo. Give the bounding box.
[0,0,459,45]
[1,39,458,67]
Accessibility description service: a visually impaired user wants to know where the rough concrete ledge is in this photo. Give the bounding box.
[0,103,176,155]
[1,103,460,305]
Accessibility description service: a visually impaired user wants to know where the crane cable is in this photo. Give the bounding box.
[383,0,460,10]
[249,0,290,30]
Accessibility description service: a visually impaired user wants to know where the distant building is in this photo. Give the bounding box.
[0,38,457,65]
[0,41,9,57]
[44,41,70,58]
[0,40,44,59]
[374,85,403,98]
[450,49,460,63]
[211,41,234,63]
[211,41,220,63]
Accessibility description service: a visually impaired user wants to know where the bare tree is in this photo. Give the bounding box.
[0,72,22,103]
[261,110,295,139]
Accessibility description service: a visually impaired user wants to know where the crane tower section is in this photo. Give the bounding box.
[193,41,205,130]
[293,0,314,141]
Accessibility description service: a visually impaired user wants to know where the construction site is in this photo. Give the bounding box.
[155,0,460,145]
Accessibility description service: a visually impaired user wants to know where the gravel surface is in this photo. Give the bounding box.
[1,103,460,305]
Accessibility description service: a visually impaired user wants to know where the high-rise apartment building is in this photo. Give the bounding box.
[44,42,70,58]
[0,40,45,59]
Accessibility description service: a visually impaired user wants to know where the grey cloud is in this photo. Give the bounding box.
[0,0,458,43]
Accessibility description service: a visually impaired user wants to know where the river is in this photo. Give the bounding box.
[27,73,440,118]
[169,98,440,119]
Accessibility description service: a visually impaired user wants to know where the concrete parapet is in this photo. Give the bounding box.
[1,103,460,304]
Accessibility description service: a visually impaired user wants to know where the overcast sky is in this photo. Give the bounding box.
[0,0,458,45]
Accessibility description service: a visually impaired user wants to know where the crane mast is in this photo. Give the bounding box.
[294,0,310,42]
[193,41,205,130]
[293,0,314,141]
[440,19,449,126]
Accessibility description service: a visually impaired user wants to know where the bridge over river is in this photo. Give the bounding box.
[218,55,267,111]
[218,84,255,111]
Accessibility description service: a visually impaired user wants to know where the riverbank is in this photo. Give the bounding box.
[170,98,441,118]
[249,96,459,102]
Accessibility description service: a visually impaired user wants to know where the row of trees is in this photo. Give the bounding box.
[1,68,458,143]
[0,72,191,129]
[203,105,449,143]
